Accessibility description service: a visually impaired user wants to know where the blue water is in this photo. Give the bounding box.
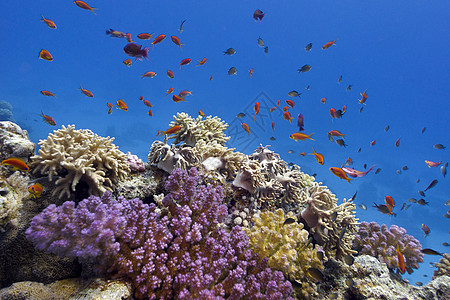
[1,0,449,286]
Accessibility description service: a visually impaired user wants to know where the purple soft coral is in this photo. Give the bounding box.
[353,221,424,274]
[26,168,292,299]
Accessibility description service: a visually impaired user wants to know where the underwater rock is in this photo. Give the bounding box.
[0,121,35,162]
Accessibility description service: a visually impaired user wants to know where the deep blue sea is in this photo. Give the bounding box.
[1,0,448,286]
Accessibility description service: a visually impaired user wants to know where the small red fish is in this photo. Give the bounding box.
[385,196,395,208]
[123,59,132,67]
[290,132,314,141]
[271,121,275,131]
[141,71,157,78]
[396,245,405,274]
[198,110,205,117]
[143,100,152,107]
[254,102,260,120]
[277,99,281,106]
[116,99,128,111]
[40,90,56,97]
[425,160,442,168]
[283,111,293,123]
[126,33,133,43]
[166,70,174,79]
[330,167,352,183]
[74,1,96,14]
[282,106,289,112]
[137,33,154,40]
[253,9,265,21]
[41,15,57,29]
[79,86,93,97]
[40,111,56,126]
[197,58,207,66]
[107,102,113,114]
[299,152,306,156]
[241,123,251,134]
[148,110,153,117]
[209,74,213,81]
[320,97,327,104]
[28,182,44,198]
[421,224,430,237]
[328,130,345,138]
[1,157,30,172]
[310,148,324,165]
[39,49,53,61]
[359,89,368,104]
[370,140,376,147]
[180,58,191,69]
[249,68,253,77]
[158,125,181,136]
[322,40,336,50]
[172,95,186,103]
[342,105,347,114]
[330,108,336,122]
[166,87,174,96]
[170,36,183,48]
[178,90,192,97]
[286,99,295,108]
[395,138,400,147]
[152,34,166,46]
[269,106,277,113]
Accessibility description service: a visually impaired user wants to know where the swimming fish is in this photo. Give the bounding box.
[433,144,446,150]
[236,113,245,118]
[385,196,395,208]
[321,97,327,104]
[329,108,336,122]
[322,40,336,50]
[254,102,260,120]
[171,36,183,49]
[305,43,312,51]
[342,166,375,178]
[421,248,442,256]
[166,87,174,96]
[336,139,347,147]
[338,75,343,84]
[107,102,113,114]
[307,268,324,283]
[116,99,128,111]
[137,33,154,40]
[197,58,207,66]
[417,199,429,205]
[123,59,132,67]
[166,70,174,79]
[224,48,236,55]
[421,224,430,237]
[152,34,166,47]
[74,1,96,14]
[358,89,368,104]
[158,125,182,136]
[257,37,265,48]
[253,9,265,21]
[269,137,276,141]
[298,65,311,73]
[180,58,191,68]
[178,20,186,33]
[297,113,304,131]
[38,49,53,61]
[330,167,352,183]
[28,182,44,199]
[40,90,55,97]
[241,123,251,134]
[40,112,56,125]
[421,127,426,134]
[425,160,442,168]
[328,130,345,138]
[375,168,381,174]
[309,148,324,165]
[172,95,186,103]
[424,179,438,191]
[396,245,405,274]
[288,91,301,97]
[395,138,400,147]
[41,15,57,29]
[358,204,367,210]
[385,125,390,132]
[346,85,352,91]
[106,28,126,38]
[286,100,295,108]
[228,67,237,75]
[123,43,149,60]
[1,157,29,172]
[264,46,268,54]
[283,111,293,123]
[441,162,448,177]
[373,203,395,216]
[287,150,294,154]
[141,71,157,78]
[344,158,353,166]
[79,86,94,97]
[290,132,314,141]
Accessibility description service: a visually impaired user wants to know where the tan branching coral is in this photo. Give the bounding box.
[30,125,130,199]
[300,182,358,259]
[168,112,230,146]
[244,208,323,299]
[433,253,450,279]
[148,141,199,174]
[0,171,28,229]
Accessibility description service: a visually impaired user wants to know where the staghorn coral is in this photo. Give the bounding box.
[30,125,130,199]
[244,208,323,299]
[353,221,424,274]
[299,182,358,260]
[433,253,450,279]
[0,171,28,230]
[168,112,230,146]
[26,168,293,299]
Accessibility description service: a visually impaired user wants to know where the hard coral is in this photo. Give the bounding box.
[0,171,28,229]
[26,168,293,299]
[30,125,130,199]
[353,221,424,274]
[125,152,145,173]
[433,253,450,279]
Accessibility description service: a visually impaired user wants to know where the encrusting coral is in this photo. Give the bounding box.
[26,168,293,299]
[353,221,424,274]
[30,125,130,199]
[433,253,450,279]
[0,171,28,229]
[244,208,323,299]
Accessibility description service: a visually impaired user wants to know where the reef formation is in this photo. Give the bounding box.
[0,115,448,299]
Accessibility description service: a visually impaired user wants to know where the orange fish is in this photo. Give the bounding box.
[141,71,157,78]
[322,40,336,50]
[158,125,182,136]
[286,99,295,108]
[148,110,153,117]
[40,90,55,97]
[180,58,191,69]
[370,140,376,147]
[385,196,395,208]
[172,95,186,103]
[289,132,314,141]
[137,33,154,40]
[271,121,275,131]
[320,97,327,104]
[143,100,152,107]
[342,105,347,114]
[269,106,277,113]
[249,68,253,77]
[40,111,56,125]
[299,152,306,156]
[170,36,183,48]
[425,160,442,168]
[79,86,93,97]
[166,70,174,79]
[209,74,213,81]
[123,59,132,67]
[38,49,53,61]
[28,182,44,198]
[41,15,57,29]
[166,87,174,96]
[395,138,400,147]
[152,34,166,46]
[282,106,289,112]
[241,123,251,134]
[421,224,430,237]
[1,157,30,172]
[74,1,97,14]
[107,102,113,114]
[126,33,133,43]
[199,110,205,117]
[359,89,368,104]
[197,58,207,66]
[396,245,405,274]
[283,111,293,123]
[178,90,192,97]
[310,148,324,165]
[254,102,260,120]
[139,96,144,101]
[116,99,128,111]
[330,167,352,183]
[330,108,336,122]
[277,99,281,106]
[328,130,345,138]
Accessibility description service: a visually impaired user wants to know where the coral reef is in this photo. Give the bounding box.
[353,221,424,274]
[433,253,450,279]
[30,125,130,199]
[26,168,293,299]
[244,208,323,299]
[0,171,28,229]
[125,152,145,173]
[0,121,35,162]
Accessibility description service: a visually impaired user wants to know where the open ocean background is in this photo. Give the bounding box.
[1,0,448,286]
